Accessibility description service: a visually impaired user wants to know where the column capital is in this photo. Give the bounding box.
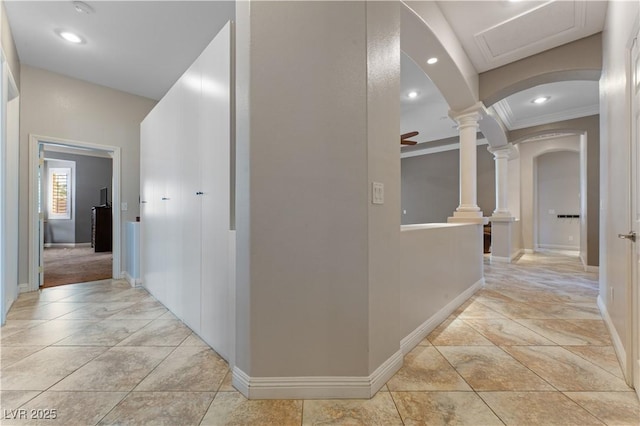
[448,102,485,129]
[488,143,517,160]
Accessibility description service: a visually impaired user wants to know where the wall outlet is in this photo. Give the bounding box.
[121,202,128,211]
[568,235,573,242]
[548,209,555,215]
[403,209,407,215]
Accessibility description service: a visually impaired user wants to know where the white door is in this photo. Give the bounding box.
[629,31,640,397]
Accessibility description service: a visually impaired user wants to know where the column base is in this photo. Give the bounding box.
[490,217,519,263]
[448,210,488,225]
[490,215,515,222]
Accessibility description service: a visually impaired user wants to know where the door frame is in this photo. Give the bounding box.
[629,23,640,396]
[28,135,122,291]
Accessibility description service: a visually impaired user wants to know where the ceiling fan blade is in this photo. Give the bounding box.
[401,131,419,140]
[401,140,418,145]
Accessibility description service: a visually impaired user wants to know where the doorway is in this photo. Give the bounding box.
[535,150,581,254]
[29,135,122,291]
[41,145,114,287]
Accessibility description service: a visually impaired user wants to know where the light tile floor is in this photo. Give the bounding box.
[1,251,639,425]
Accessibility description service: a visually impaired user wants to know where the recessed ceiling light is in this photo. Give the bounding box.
[408,91,418,99]
[57,30,84,44]
[427,57,438,65]
[532,96,550,104]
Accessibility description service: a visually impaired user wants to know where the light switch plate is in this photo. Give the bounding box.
[372,182,384,205]
[121,202,128,211]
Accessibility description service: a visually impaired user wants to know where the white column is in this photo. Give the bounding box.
[489,144,513,218]
[448,110,485,223]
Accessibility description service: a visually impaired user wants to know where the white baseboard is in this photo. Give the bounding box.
[585,265,599,273]
[597,295,627,376]
[490,255,511,263]
[399,278,484,355]
[232,350,403,399]
[524,249,535,254]
[538,244,580,251]
[511,249,524,261]
[18,283,30,293]
[124,271,141,287]
[44,242,92,248]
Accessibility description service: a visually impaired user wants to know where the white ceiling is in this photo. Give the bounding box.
[4,1,605,144]
[401,54,458,144]
[437,0,607,73]
[492,80,599,130]
[4,1,234,100]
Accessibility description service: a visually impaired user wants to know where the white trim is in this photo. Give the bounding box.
[585,265,599,273]
[43,242,91,248]
[524,249,535,254]
[18,283,29,293]
[490,255,511,263]
[123,271,141,288]
[400,278,484,355]
[231,350,403,400]
[229,276,484,400]
[598,295,627,375]
[369,350,403,395]
[29,135,122,292]
[538,243,580,251]
[401,139,488,159]
[43,144,112,159]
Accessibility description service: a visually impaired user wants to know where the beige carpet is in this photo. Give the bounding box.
[43,247,113,288]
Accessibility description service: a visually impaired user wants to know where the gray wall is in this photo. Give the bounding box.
[44,151,112,244]
[401,145,495,224]
[537,151,580,249]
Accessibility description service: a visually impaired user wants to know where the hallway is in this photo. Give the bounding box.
[1,252,638,425]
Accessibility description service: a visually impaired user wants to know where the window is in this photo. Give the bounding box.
[48,167,72,219]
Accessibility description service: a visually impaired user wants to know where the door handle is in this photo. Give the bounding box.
[618,231,637,242]
[161,197,170,201]
[196,192,204,195]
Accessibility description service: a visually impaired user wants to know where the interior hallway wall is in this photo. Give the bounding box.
[18,65,156,286]
[235,0,401,383]
[536,151,580,250]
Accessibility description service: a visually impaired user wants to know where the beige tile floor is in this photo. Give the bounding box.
[1,251,639,425]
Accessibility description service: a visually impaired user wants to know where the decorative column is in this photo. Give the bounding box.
[488,143,519,263]
[489,144,514,218]
[448,107,486,224]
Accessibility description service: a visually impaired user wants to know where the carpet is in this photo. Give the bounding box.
[43,247,113,288]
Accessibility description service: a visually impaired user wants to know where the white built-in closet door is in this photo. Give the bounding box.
[179,58,204,332]
[199,22,232,358]
[140,22,233,360]
[141,104,166,305]
[162,86,185,319]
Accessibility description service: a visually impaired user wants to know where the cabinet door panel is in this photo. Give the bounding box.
[179,60,203,332]
[199,23,232,358]
[141,108,166,304]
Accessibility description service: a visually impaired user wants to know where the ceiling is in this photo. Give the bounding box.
[4,1,234,100]
[4,1,605,146]
[437,0,607,73]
